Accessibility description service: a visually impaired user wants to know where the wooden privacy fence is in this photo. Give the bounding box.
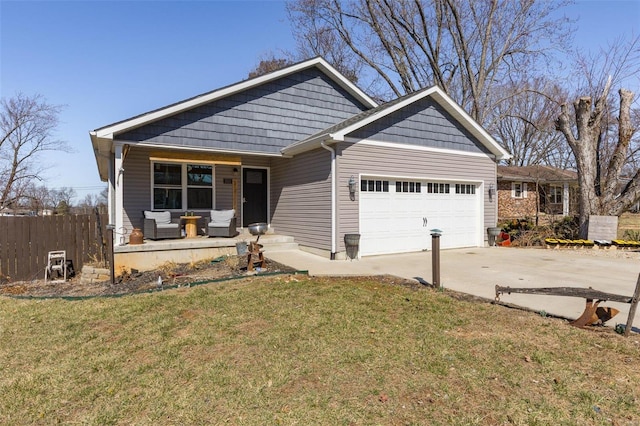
[0,213,110,282]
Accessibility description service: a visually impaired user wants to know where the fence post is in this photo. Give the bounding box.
[106,224,115,285]
[624,273,640,337]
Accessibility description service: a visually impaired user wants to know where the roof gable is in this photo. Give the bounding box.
[90,57,378,180]
[114,67,371,154]
[92,57,377,139]
[283,86,511,160]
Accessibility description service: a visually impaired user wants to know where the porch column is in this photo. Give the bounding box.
[563,183,569,216]
[114,143,125,245]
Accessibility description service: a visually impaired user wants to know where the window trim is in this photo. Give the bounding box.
[151,160,216,211]
[511,182,527,199]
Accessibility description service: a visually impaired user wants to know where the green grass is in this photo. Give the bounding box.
[619,212,640,239]
[1,275,639,425]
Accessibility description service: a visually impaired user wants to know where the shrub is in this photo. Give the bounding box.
[498,217,535,241]
[511,227,555,247]
[552,216,579,240]
[623,229,640,241]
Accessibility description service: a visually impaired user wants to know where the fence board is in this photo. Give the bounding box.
[0,213,109,282]
[6,217,17,280]
[16,218,29,280]
[0,218,7,281]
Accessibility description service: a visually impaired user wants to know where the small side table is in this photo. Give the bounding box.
[180,216,202,238]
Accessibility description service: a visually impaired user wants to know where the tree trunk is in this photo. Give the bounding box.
[555,86,637,238]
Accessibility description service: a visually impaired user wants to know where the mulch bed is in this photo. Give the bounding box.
[0,256,299,298]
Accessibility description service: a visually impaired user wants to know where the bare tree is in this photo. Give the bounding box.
[556,86,637,237]
[490,79,572,168]
[287,0,363,85]
[248,55,294,79]
[75,187,108,214]
[555,36,640,237]
[287,0,572,124]
[20,183,54,214]
[0,93,67,210]
[50,187,76,215]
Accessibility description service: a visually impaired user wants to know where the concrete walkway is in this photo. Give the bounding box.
[267,247,640,329]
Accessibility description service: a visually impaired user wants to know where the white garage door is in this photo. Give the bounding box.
[359,177,481,256]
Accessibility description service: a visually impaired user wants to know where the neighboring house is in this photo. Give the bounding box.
[90,57,510,259]
[497,165,578,222]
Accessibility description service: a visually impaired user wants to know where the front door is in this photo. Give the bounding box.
[242,168,268,227]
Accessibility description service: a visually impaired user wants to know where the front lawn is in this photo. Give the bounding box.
[1,275,638,425]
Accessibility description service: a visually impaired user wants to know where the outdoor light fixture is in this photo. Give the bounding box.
[233,167,239,177]
[488,183,496,201]
[348,175,357,200]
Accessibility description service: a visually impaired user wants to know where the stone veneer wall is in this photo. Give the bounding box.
[497,181,538,220]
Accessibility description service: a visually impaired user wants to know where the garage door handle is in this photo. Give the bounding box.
[423,217,428,227]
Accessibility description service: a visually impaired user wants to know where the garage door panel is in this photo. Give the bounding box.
[360,178,480,255]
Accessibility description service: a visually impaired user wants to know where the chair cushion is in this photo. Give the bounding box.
[156,223,179,229]
[209,209,235,226]
[144,210,172,225]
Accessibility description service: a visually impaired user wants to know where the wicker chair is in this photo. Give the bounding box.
[207,209,238,237]
[143,211,182,240]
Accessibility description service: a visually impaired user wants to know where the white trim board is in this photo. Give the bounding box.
[354,139,492,158]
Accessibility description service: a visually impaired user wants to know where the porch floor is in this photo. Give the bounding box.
[114,232,296,254]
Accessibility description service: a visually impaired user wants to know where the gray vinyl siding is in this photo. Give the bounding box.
[116,68,369,153]
[122,148,151,234]
[215,167,235,211]
[336,142,497,251]
[121,147,272,235]
[348,97,491,155]
[270,149,332,250]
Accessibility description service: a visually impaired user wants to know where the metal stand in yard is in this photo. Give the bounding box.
[430,229,442,289]
[496,273,640,337]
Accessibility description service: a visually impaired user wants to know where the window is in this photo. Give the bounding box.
[153,162,213,210]
[549,185,562,204]
[512,182,527,199]
[396,181,422,193]
[426,182,449,194]
[361,179,389,192]
[187,165,213,209]
[153,163,182,209]
[455,184,476,195]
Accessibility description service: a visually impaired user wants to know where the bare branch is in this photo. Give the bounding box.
[0,93,67,210]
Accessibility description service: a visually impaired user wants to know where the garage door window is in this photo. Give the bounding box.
[427,182,450,194]
[361,179,389,192]
[396,181,421,193]
[455,184,476,195]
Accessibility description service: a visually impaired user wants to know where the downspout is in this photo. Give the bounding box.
[321,142,337,260]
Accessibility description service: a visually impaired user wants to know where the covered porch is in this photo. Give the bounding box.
[101,144,274,247]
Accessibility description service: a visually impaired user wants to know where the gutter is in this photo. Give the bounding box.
[321,142,337,260]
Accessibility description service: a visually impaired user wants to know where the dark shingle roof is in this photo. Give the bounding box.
[497,165,577,182]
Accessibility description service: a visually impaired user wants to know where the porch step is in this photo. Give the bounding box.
[262,242,300,253]
[241,234,299,253]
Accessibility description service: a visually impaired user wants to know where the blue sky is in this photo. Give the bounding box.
[1,0,639,203]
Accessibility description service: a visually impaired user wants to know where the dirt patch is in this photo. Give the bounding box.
[0,255,298,298]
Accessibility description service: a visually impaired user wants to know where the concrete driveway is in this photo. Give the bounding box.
[267,247,640,329]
